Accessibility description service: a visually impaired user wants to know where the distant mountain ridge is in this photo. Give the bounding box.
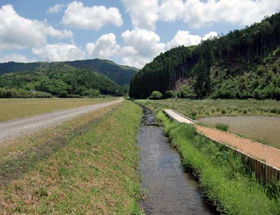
[0,64,125,98]
[0,59,138,86]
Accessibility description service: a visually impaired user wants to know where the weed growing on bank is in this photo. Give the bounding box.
[157,111,280,215]
[0,101,143,214]
[215,123,229,131]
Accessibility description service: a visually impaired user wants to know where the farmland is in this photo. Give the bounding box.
[0,97,117,122]
[138,99,280,119]
[137,99,280,148]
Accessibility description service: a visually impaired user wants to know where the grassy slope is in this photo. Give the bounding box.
[0,101,143,214]
[0,97,117,122]
[157,112,280,215]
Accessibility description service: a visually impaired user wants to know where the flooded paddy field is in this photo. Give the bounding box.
[198,115,280,149]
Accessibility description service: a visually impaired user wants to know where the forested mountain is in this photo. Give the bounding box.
[0,59,138,86]
[0,64,124,98]
[130,13,280,100]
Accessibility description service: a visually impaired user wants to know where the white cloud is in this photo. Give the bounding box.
[47,26,73,39]
[203,31,218,40]
[166,31,202,49]
[62,1,123,30]
[166,30,218,49]
[120,29,165,68]
[32,44,84,61]
[83,30,218,68]
[121,0,158,30]
[159,0,280,28]
[0,4,72,51]
[47,4,65,14]
[159,0,184,22]
[0,53,33,63]
[83,30,165,68]
[121,0,280,29]
[86,33,119,59]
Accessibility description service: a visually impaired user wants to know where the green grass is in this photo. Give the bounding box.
[138,99,280,120]
[0,97,117,122]
[215,123,229,132]
[0,101,143,214]
[157,111,280,215]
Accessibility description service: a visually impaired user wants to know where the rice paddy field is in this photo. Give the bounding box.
[198,115,280,149]
[138,99,280,119]
[138,99,280,148]
[0,97,117,122]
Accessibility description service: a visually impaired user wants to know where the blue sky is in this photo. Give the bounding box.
[0,0,280,68]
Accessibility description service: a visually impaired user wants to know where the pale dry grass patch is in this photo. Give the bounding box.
[0,97,117,122]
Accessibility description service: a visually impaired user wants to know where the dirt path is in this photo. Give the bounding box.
[163,109,280,169]
[0,98,123,143]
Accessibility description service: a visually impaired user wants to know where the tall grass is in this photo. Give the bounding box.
[157,111,280,215]
[215,123,229,131]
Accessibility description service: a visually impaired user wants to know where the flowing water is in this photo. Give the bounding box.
[138,107,218,215]
[198,115,280,148]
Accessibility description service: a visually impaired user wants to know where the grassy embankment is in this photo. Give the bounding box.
[157,111,280,215]
[0,97,117,122]
[0,100,143,214]
[139,99,280,119]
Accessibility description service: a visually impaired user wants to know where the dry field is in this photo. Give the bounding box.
[0,97,117,122]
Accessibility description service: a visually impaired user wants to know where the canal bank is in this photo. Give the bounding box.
[156,110,280,215]
[138,107,218,215]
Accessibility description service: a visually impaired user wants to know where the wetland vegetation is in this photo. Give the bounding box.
[157,111,280,215]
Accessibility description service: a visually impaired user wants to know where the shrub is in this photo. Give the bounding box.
[149,91,163,100]
[0,88,52,98]
[164,90,174,98]
[215,123,229,132]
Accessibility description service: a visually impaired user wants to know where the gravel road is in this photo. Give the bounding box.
[0,98,123,143]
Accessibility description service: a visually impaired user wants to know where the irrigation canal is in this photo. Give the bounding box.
[138,107,218,215]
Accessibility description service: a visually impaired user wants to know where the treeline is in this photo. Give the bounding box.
[0,88,52,98]
[130,12,280,100]
[0,64,125,98]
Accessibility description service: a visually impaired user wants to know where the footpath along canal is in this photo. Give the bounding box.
[138,107,218,215]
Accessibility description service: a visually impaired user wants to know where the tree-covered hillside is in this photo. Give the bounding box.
[0,64,124,98]
[0,59,138,86]
[130,13,280,100]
